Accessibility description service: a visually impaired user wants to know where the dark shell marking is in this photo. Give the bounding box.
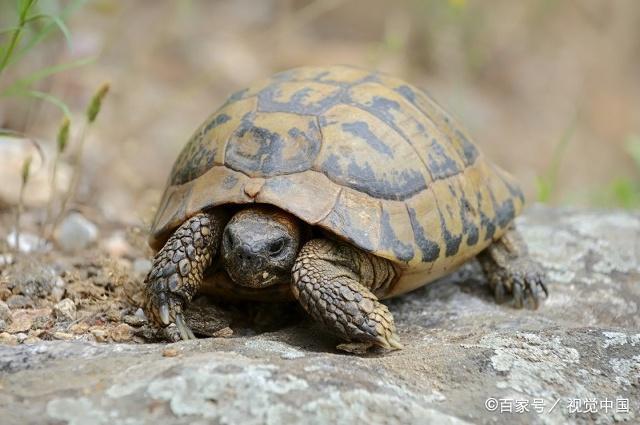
[155,65,524,278]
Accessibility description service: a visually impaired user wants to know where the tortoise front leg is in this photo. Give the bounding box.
[478,225,548,309]
[292,239,403,351]
[145,210,226,340]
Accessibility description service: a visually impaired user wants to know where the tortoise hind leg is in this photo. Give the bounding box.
[478,225,548,309]
[292,239,403,352]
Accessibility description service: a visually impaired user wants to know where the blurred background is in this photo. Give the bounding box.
[1,0,639,229]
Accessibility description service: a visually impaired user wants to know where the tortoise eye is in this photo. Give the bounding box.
[224,231,235,251]
[268,239,286,256]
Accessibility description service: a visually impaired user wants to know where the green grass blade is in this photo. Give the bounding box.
[7,0,88,68]
[0,26,21,35]
[19,89,71,117]
[536,112,579,203]
[24,13,72,47]
[0,0,36,75]
[0,56,95,95]
[625,134,640,171]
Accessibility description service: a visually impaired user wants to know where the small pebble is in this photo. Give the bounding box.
[0,301,10,321]
[23,336,40,344]
[134,308,147,321]
[28,329,43,338]
[6,295,33,309]
[90,328,108,342]
[213,327,234,338]
[162,347,179,357]
[52,331,74,340]
[0,319,6,332]
[6,231,50,253]
[69,323,90,334]
[50,277,66,302]
[0,287,11,300]
[103,232,132,258]
[106,308,121,322]
[51,286,65,303]
[55,212,99,252]
[0,332,18,345]
[0,254,13,266]
[31,314,51,330]
[7,310,33,333]
[12,265,57,298]
[15,332,28,343]
[110,323,133,342]
[123,314,146,327]
[53,298,77,321]
[133,258,152,276]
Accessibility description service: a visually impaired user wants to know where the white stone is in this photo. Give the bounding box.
[55,213,99,252]
[6,231,50,253]
[132,259,152,276]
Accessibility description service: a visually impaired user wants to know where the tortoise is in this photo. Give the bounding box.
[144,65,547,351]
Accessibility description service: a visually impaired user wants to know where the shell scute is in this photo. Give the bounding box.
[315,103,430,201]
[224,111,321,177]
[170,96,257,185]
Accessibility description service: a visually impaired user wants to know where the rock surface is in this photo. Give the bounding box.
[0,207,639,425]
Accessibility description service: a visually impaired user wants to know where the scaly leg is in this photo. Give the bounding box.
[478,226,548,309]
[145,210,226,340]
[292,238,402,351]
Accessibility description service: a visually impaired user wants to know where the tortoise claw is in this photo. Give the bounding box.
[159,304,170,325]
[176,314,196,340]
[488,259,547,310]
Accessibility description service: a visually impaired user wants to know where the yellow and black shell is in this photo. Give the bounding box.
[149,65,524,297]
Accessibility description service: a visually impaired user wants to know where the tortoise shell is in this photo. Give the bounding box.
[149,65,524,297]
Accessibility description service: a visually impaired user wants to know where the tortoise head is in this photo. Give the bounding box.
[221,205,302,288]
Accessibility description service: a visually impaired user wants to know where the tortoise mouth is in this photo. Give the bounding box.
[225,264,289,289]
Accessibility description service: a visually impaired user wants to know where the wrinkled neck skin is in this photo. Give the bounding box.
[221,205,303,288]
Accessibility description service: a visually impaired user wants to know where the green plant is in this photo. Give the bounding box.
[626,134,640,171]
[49,82,109,237]
[609,135,640,209]
[42,116,69,237]
[0,0,92,118]
[536,113,578,203]
[1,0,94,242]
[14,154,32,252]
[570,134,640,209]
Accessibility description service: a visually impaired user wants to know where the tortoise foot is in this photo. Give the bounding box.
[479,227,548,310]
[292,239,403,351]
[145,213,219,341]
[488,257,548,309]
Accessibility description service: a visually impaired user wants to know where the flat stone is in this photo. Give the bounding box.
[0,207,638,425]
